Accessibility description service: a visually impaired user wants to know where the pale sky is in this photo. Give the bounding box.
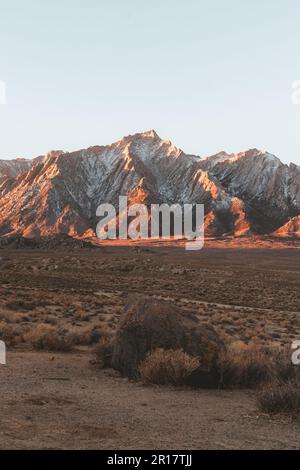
[1,0,300,165]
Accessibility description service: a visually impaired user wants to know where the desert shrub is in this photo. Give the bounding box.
[218,345,272,388]
[138,348,200,386]
[257,380,300,414]
[72,327,104,346]
[219,344,297,389]
[94,335,114,368]
[268,348,296,382]
[24,324,74,352]
[0,321,25,347]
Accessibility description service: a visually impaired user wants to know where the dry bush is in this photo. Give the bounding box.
[257,379,300,414]
[139,348,200,386]
[0,321,26,347]
[94,335,114,368]
[24,324,74,352]
[219,344,271,388]
[218,343,300,415]
[219,344,296,389]
[72,327,103,346]
[267,348,296,382]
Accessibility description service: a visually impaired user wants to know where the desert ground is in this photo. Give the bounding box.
[0,243,300,449]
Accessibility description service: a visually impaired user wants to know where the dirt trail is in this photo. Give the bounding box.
[1,351,299,450]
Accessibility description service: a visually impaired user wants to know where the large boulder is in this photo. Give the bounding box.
[112,296,225,387]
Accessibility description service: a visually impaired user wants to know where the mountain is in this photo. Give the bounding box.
[0,158,34,181]
[202,150,300,233]
[0,130,299,239]
[273,215,300,238]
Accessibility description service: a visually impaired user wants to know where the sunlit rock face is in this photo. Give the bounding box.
[0,131,299,238]
[273,215,300,238]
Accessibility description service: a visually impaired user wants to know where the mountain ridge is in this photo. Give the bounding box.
[0,130,299,240]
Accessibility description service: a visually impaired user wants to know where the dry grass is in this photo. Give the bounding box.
[257,379,300,414]
[139,348,200,386]
[0,321,26,347]
[72,327,103,346]
[218,343,300,415]
[218,344,295,389]
[24,324,74,352]
[1,250,300,356]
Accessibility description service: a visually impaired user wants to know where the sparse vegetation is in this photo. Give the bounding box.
[257,379,300,414]
[218,344,295,389]
[1,248,300,423]
[139,348,200,386]
[0,321,26,347]
[219,345,271,388]
[217,344,300,415]
[24,324,74,352]
[0,247,300,448]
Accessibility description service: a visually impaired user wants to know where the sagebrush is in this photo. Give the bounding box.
[139,348,200,386]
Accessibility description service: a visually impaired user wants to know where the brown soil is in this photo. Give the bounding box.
[1,351,300,450]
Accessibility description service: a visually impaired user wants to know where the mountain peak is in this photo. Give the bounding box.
[140,129,160,139]
[115,130,161,147]
[123,129,160,141]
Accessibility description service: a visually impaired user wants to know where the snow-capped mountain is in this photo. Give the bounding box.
[202,149,300,233]
[0,130,299,238]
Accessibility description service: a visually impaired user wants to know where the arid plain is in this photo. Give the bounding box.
[0,242,300,449]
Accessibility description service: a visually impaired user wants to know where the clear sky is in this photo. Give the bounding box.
[1,0,300,165]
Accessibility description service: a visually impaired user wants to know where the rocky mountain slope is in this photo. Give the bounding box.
[0,158,34,181]
[274,215,300,238]
[0,130,299,239]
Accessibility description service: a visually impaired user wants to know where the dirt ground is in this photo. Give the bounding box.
[0,244,300,449]
[1,351,300,450]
